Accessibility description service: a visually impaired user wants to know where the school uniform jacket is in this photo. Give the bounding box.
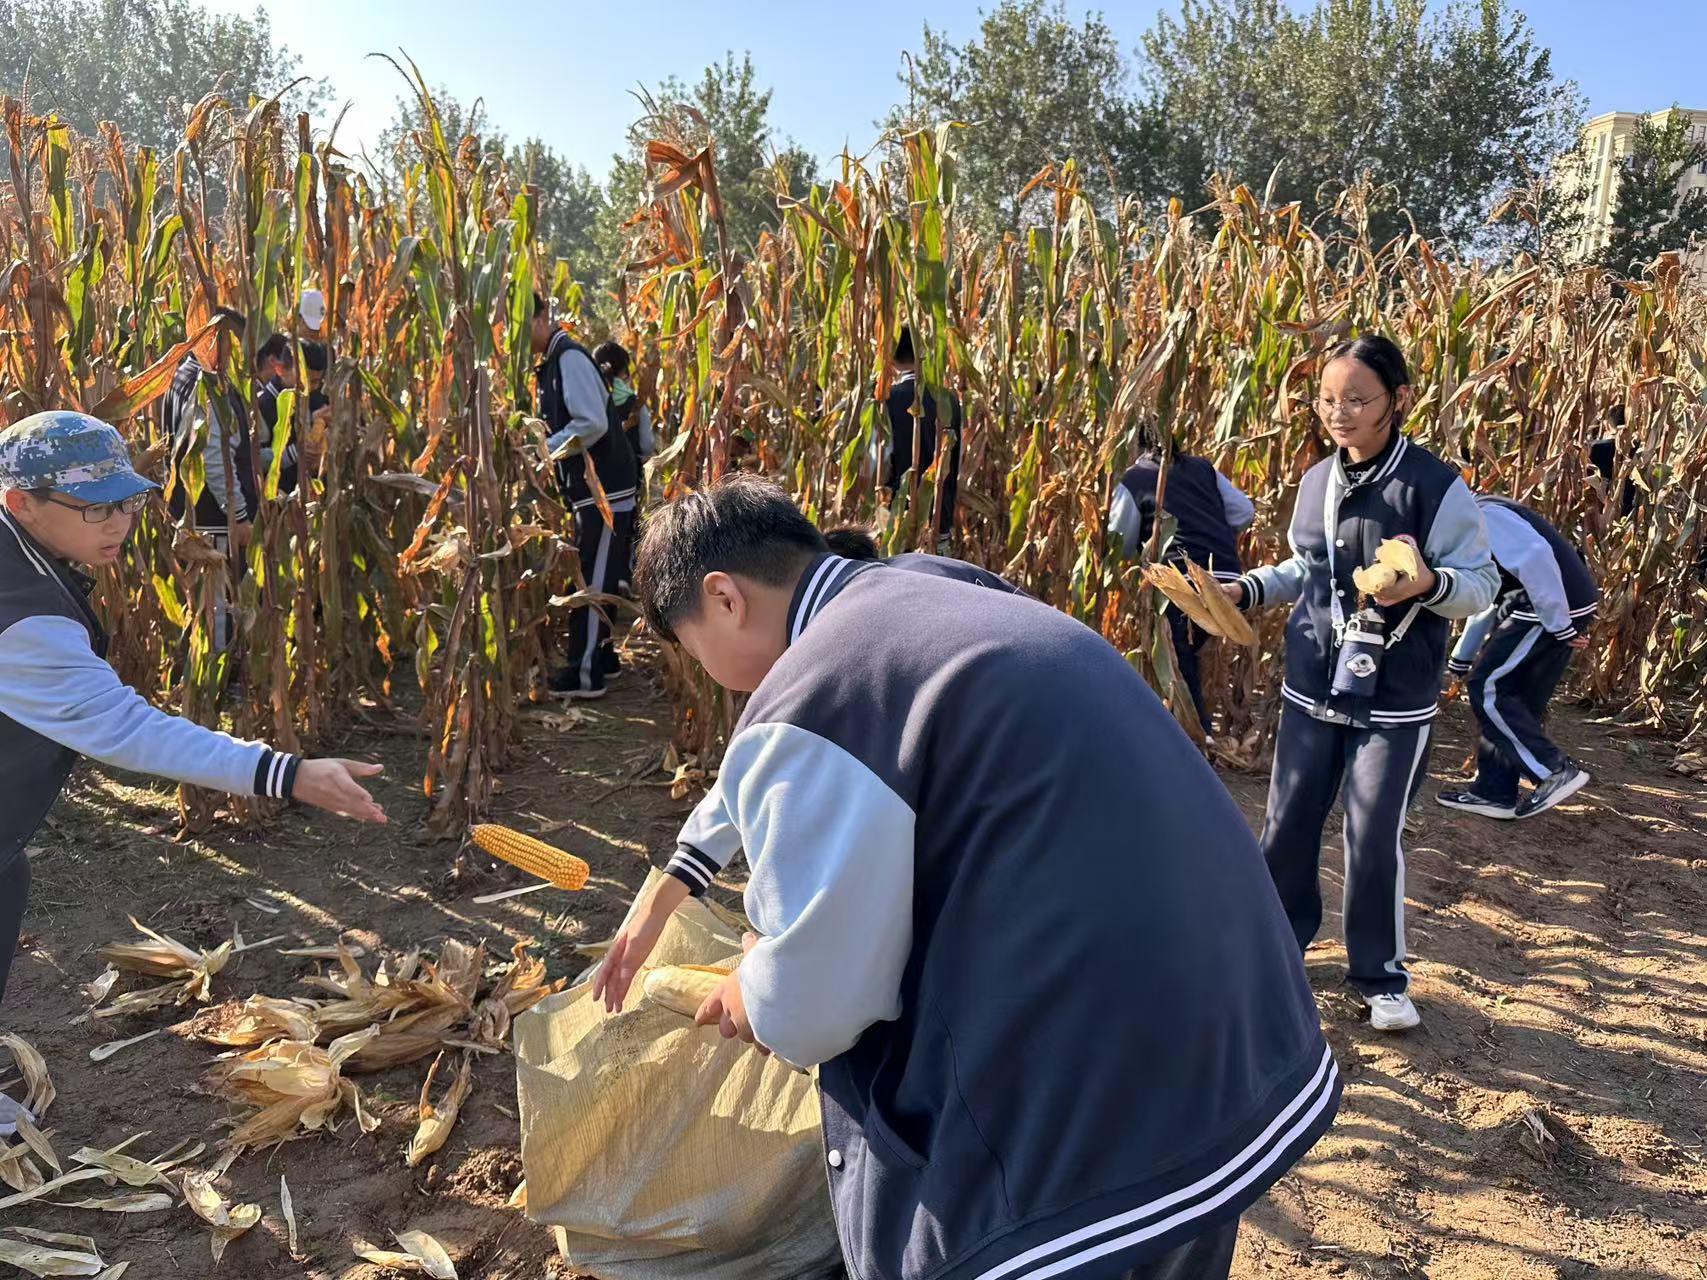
[0,510,298,868]
[1447,497,1599,675]
[1109,454,1254,579]
[667,554,1340,1280]
[1234,433,1499,729]
[537,330,638,512]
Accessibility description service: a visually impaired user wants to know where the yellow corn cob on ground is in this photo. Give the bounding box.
[470,825,590,891]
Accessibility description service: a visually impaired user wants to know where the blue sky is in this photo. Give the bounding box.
[203,0,1707,177]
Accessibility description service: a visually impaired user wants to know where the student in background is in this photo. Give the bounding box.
[592,340,655,467]
[822,524,1019,593]
[1438,495,1597,821]
[1108,444,1255,734]
[1226,335,1498,1033]
[253,333,300,495]
[530,295,638,700]
[878,327,961,549]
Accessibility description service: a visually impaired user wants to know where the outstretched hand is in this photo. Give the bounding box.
[292,758,386,823]
[592,875,692,1012]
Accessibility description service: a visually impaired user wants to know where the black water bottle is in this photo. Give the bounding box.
[1331,605,1387,698]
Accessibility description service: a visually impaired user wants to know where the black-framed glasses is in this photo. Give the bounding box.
[36,491,149,523]
[1314,390,1391,420]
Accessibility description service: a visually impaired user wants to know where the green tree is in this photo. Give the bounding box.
[1597,109,1707,275]
[1140,0,1583,248]
[0,0,326,151]
[887,0,1158,225]
[508,136,608,291]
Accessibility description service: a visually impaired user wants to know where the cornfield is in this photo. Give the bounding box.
[2,81,1704,831]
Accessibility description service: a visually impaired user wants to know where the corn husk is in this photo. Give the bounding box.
[355,1229,457,1278]
[1375,537,1424,580]
[97,917,235,1000]
[79,968,120,1010]
[468,943,562,1048]
[406,1050,473,1168]
[93,1266,130,1280]
[188,996,318,1047]
[277,943,366,960]
[303,942,486,1071]
[1352,561,1401,596]
[507,1179,526,1211]
[208,1026,381,1150]
[1141,562,1225,636]
[0,1237,103,1276]
[0,1169,110,1210]
[1184,560,1257,646]
[0,1034,54,1118]
[182,1171,262,1264]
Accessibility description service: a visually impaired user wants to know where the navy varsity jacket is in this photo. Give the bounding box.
[1109,454,1254,579]
[537,330,638,512]
[0,510,299,870]
[667,554,1339,1280]
[1235,432,1498,728]
[1447,496,1599,675]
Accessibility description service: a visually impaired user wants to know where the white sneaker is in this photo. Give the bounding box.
[1365,992,1421,1032]
[0,1089,34,1138]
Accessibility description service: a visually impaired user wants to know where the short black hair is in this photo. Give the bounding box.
[592,340,631,379]
[256,332,291,366]
[823,525,881,561]
[212,305,247,332]
[1323,334,1410,395]
[532,290,547,316]
[894,325,915,364]
[635,474,828,644]
[301,340,328,374]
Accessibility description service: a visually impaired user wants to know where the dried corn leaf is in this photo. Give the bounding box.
[93,1265,130,1280]
[0,1140,43,1193]
[69,1144,175,1189]
[507,1179,526,1211]
[97,918,235,1003]
[0,1238,103,1276]
[406,1051,473,1168]
[0,1034,54,1118]
[280,1175,299,1258]
[182,1171,262,1264]
[0,1168,109,1210]
[13,1114,60,1175]
[87,981,190,1021]
[49,1193,173,1213]
[470,943,562,1047]
[89,1029,163,1062]
[278,943,366,960]
[9,1230,97,1253]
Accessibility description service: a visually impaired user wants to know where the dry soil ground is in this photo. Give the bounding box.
[4,665,1705,1279]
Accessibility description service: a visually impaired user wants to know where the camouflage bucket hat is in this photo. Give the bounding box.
[0,411,158,502]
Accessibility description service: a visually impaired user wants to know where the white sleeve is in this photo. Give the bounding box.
[665,775,744,895]
[635,406,655,458]
[726,722,914,1069]
[0,615,293,796]
[1419,479,1500,620]
[199,397,248,522]
[1482,503,1576,639]
[1217,472,1257,530]
[1107,485,1143,555]
[546,349,610,453]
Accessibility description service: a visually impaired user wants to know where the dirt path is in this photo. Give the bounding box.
[5,669,1705,1279]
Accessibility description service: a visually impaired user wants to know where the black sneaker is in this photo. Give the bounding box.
[546,668,607,701]
[600,650,625,680]
[1515,765,1590,819]
[1436,789,1518,820]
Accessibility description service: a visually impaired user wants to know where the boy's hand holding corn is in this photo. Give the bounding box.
[593,874,692,1011]
[695,932,770,1055]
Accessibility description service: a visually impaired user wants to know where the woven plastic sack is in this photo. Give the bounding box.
[514,871,842,1280]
